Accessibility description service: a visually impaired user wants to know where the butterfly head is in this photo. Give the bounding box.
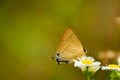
[49,54,62,65]
[55,52,69,65]
[55,52,61,65]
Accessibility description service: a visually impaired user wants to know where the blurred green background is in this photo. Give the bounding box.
[1,0,120,80]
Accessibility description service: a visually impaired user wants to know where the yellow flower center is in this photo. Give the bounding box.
[82,60,93,64]
[108,64,119,69]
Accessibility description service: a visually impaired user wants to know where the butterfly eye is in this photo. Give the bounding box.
[56,53,61,60]
[57,53,60,56]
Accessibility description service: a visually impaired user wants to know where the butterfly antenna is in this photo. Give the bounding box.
[49,56,55,61]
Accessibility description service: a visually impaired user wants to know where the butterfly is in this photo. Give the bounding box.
[55,29,86,64]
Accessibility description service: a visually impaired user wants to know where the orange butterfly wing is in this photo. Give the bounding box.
[56,29,85,61]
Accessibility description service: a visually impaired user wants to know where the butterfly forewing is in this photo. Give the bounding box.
[56,29,85,61]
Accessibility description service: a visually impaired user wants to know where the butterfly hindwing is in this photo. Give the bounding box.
[56,29,85,62]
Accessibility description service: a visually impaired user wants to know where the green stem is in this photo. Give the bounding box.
[85,67,91,80]
[86,73,91,80]
[110,71,115,80]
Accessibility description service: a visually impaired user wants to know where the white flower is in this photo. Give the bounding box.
[73,56,101,74]
[102,57,120,72]
[102,64,120,72]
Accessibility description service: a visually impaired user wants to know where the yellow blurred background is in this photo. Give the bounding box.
[1,0,120,80]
